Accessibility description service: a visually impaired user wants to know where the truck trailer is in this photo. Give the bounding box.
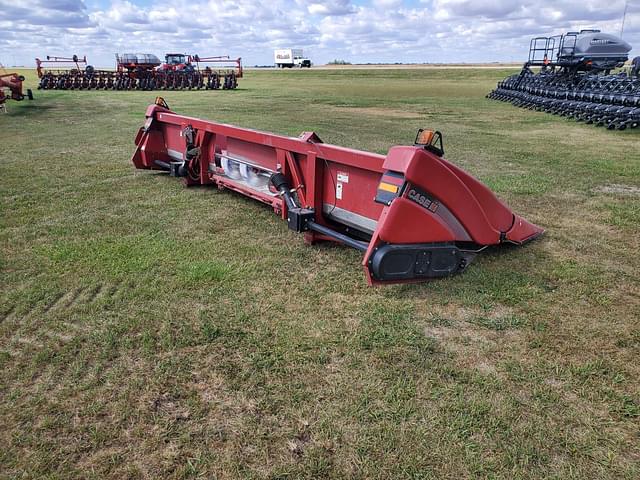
[274,49,311,68]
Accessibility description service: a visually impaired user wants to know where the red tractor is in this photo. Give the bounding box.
[157,53,195,72]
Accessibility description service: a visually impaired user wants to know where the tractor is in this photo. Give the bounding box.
[157,54,195,72]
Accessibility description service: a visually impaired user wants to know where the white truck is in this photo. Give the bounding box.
[274,49,311,68]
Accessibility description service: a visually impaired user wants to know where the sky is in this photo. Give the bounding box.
[0,0,638,67]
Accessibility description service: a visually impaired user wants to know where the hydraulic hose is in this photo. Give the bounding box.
[269,173,298,210]
[269,173,369,252]
[154,160,171,170]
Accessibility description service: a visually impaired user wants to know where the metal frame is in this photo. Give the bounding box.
[35,55,87,78]
[131,101,543,284]
[0,72,32,106]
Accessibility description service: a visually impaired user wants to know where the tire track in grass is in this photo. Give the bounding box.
[106,280,122,298]
[1,281,125,357]
[62,288,84,309]
[41,293,65,314]
[85,284,104,303]
[0,306,16,323]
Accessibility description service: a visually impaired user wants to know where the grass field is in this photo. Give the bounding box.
[1,68,639,479]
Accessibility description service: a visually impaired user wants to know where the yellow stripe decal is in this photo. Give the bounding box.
[378,182,399,193]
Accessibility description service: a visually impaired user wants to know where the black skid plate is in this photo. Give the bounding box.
[368,243,471,281]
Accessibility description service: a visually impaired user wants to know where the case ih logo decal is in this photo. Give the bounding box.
[407,187,439,212]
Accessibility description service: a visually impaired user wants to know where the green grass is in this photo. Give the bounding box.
[1,67,639,479]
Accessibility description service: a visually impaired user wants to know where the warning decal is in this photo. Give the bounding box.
[337,172,349,183]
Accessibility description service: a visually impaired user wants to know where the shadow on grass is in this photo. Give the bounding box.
[5,101,55,117]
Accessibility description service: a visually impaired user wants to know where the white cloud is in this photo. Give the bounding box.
[0,0,637,67]
[307,0,356,15]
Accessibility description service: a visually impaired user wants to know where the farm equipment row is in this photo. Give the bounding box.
[130,98,543,285]
[488,30,640,130]
[36,54,242,91]
[37,69,238,91]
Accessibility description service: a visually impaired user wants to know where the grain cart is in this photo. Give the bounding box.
[130,99,543,285]
[488,30,640,130]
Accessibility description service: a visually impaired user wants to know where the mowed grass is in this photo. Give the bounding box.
[1,67,639,479]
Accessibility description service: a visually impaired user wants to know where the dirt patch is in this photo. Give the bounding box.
[315,63,520,70]
[191,374,226,404]
[325,351,346,373]
[287,431,311,457]
[594,184,640,196]
[475,361,498,375]
[425,303,518,331]
[151,393,190,421]
[330,106,422,119]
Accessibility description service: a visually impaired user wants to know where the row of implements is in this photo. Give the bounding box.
[36,53,242,91]
[488,30,640,131]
